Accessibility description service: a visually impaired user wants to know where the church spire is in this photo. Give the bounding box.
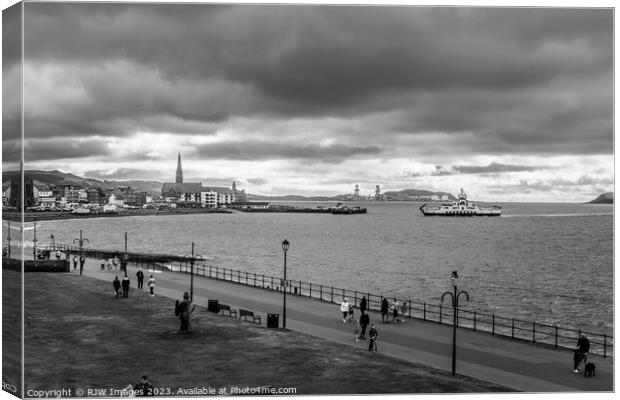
[175,153,183,183]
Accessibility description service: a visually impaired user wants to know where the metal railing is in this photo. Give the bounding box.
[54,244,613,357]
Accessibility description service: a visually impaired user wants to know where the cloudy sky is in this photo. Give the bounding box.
[2,2,614,201]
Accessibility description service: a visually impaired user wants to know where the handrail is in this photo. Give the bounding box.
[54,243,613,357]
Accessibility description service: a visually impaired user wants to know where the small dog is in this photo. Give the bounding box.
[583,362,596,377]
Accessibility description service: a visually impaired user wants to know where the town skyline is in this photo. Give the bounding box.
[2,3,613,202]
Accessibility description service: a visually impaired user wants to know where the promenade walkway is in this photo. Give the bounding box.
[74,259,613,393]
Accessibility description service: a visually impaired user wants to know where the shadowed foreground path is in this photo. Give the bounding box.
[77,260,613,393]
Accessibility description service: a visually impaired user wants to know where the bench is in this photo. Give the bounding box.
[219,304,237,318]
[239,309,261,324]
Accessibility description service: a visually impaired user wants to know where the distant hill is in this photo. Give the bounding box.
[587,192,613,204]
[2,170,163,195]
[383,189,456,201]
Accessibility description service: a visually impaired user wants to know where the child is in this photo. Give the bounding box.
[148,275,155,297]
[354,320,361,342]
[348,304,355,322]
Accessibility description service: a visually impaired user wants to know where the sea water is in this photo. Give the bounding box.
[12,202,613,334]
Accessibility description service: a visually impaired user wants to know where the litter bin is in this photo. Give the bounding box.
[208,299,220,313]
[267,313,279,328]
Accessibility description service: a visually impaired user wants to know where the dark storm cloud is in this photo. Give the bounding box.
[13,4,613,158]
[21,138,110,162]
[192,141,382,163]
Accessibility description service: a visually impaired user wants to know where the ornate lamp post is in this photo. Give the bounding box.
[184,242,204,302]
[6,220,11,258]
[441,270,470,376]
[73,229,90,273]
[281,239,290,329]
[32,219,38,260]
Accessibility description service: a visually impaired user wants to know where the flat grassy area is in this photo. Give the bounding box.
[2,269,22,397]
[18,271,512,395]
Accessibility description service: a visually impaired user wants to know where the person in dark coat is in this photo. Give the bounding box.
[359,296,367,315]
[359,310,370,339]
[573,333,591,372]
[380,297,389,323]
[136,268,145,289]
[121,276,131,298]
[113,276,121,299]
[79,255,85,275]
[176,292,195,333]
[73,255,78,270]
[133,375,153,396]
[368,323,378,352]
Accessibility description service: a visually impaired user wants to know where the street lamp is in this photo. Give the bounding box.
[281,239,290,329]
[184,242,204,302]
[6,220,11,258]
[32,219,38,260]
[72,229,90,275]
[441,270,470,376]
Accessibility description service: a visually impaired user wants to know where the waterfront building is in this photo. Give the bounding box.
[354,185,360,200]
[2,183,10,205]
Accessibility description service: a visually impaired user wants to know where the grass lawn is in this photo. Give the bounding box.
[16,270,513,395]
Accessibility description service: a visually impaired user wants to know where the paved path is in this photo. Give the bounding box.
[74,259,613,393]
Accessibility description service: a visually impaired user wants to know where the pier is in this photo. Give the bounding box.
[30,244,613,392]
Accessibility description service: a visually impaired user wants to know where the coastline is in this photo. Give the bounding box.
[2,208,232,222]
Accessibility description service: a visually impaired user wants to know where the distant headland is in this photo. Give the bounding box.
[587,192,613,204]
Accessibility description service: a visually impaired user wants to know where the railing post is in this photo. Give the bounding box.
[511,318,515,339]
[439,304,442,324]
[262,274,265,287]
[331,287,334,303]
[342,288,345,299]
[354,291,357,309]
[320,284,323,301]
[246,271,248,285]
[492,315,495,336]
[533,322,536,343]
[298,281,301,296]
[408,299,411,318]
[604,334,607,358]
[423,302,426,321]
[367,293,371,311]
[271,276,274,289]
[555,326,558,348]
[309,283,312,298]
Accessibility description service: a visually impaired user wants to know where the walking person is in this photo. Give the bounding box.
[136,268,144,290]
[100,259,106,271]
[380,297,389,323]
[359,295,367,315]
[112,276,121,299]
[79,255,85,275]
[72,255,78,270]
[348,303,355,322]
[368,323,378,352]
[148,275,155,297]
[573,333,590,372]
[121,275,131,298]
[391,298,400,323]
[360,310,370,339]
[340,298,350,323]
[354,319,361,342]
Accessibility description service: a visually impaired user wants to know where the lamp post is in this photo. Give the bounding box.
[32,219,38,260]
[72,229,90,274]
[123,232,128,276]
[6,220,11,258]
[184,242,204,302]
[441,270,470,376]
[281,239,290,329]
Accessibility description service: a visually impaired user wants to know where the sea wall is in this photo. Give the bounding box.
[2,258,70,273]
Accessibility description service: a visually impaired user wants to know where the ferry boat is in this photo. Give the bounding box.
[419,189,501,217]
